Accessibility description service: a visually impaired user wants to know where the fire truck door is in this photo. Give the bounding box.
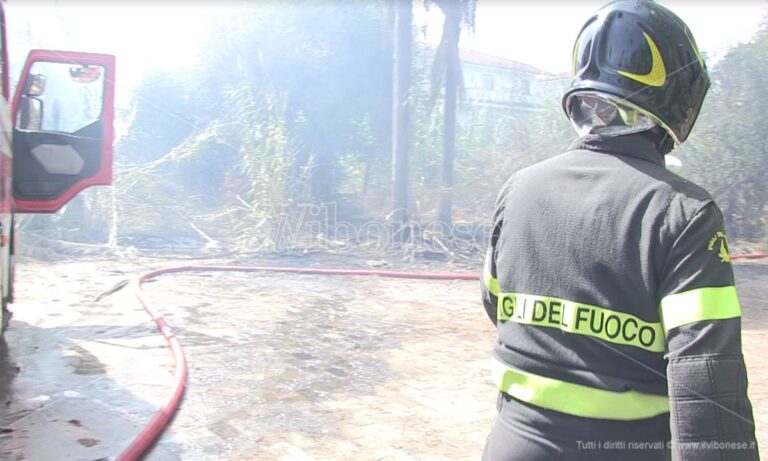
[11,50,115,213]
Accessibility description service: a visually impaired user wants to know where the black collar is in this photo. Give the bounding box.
[567,134,666,167]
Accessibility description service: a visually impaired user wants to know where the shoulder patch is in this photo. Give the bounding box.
[707,231,731,264]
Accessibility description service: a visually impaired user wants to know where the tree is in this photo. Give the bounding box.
[117,71,195,165]
[428,0,476,226]
[391,0,413,228]
[157,2,393,208]
[677,23,768,241]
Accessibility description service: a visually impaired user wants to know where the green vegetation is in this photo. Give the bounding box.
[676,24,768,242]
[24,5,767,255]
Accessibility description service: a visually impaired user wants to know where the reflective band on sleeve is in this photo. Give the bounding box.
[483,268,499,297]
[492,358,670,421]
[659,286,741,332]
[497,292,665,352]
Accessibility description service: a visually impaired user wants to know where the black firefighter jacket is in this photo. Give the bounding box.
[481,134,758,460]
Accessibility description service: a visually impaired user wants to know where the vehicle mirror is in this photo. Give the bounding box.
[69,65,102,83]
[24,74,46,96]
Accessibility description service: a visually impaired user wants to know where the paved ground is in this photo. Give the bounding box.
[0,254,765,460]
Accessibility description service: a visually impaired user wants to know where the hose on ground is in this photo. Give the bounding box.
[116,265,478,461]
[117,254,768,459]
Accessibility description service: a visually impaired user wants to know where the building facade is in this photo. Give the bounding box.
[459,49,570,112]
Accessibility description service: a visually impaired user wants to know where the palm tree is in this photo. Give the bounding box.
[392,0,413,229]
[428,0,476,226]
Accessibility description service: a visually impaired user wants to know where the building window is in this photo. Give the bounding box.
[481,74,495,91]
[521,79,531,95]
[512,79,531,96]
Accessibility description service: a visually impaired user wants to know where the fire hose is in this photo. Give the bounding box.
[116,265,478,461]
[116,253,768,460]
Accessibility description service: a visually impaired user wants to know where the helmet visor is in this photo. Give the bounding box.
[566,92,656,137]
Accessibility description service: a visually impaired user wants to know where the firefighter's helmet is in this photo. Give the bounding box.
[563,0,710,145]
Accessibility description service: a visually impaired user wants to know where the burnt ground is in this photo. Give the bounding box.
[0,253,765,460]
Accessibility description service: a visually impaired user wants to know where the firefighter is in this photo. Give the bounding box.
[480,1,759,460]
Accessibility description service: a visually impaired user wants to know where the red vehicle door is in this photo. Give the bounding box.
[11,50,115,213]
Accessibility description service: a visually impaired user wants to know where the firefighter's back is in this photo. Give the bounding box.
[484,135,711,460]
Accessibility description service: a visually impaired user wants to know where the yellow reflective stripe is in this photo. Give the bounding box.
[483,268,499,297]
[617,32,667,87]
[660,286,741,332]
[572,36,581,76]
[492,359,669,421]
[497,292,664,352]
